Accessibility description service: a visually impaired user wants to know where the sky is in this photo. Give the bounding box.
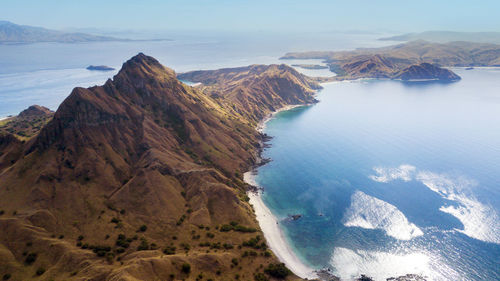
[1,0,499,33]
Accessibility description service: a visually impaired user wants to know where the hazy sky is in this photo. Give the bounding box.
[1,0,499,32]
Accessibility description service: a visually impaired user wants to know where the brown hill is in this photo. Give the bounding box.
[393,63,461,81]
[0,54,317,281]
[281,40,500,80]
[339,54,395,79]
[177,64,321,125]
[0,105,54,140]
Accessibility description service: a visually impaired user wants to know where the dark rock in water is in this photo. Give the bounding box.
[387,274,427,281]
[465,67,474,70]
[315,268,340,281]
[290,214,302,221]
[393,63,461,82]
[86,65,115,71]
[357,275,374,281]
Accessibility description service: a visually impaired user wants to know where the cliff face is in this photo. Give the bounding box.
[393,63,461,81]
[0,54,316,281]
[178,64,321,125]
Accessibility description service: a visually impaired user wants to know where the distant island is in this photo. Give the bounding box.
[0,20,127,43]
[86,65,115,71]
[281,40,500,82]
[291,64,329,70]
[379,31,500,44]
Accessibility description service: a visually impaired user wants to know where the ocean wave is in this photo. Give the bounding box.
[416,171,500,244]
[369,164,416,183]
[330,247,459,281]
[343,191,423,240]
[367,164,500,244]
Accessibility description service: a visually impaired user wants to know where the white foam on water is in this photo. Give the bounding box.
[369,164,416,183]
[416,171,500,244]
[329,247,460,281]
[368,164,500,244]
[343,191,423,240]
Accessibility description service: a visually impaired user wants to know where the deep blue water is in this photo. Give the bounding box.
[256,70,500,280]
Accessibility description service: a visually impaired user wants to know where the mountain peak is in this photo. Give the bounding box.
[116,52,176,81]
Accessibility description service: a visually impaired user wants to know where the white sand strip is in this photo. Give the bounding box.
[244,172,317,279]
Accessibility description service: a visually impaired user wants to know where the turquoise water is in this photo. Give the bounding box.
[256,69,500,280]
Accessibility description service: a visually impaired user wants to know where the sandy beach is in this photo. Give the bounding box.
[244,172,318,279]
[244,103,318,279]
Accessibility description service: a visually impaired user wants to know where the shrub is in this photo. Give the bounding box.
[181,263,191,274]
[264,263,291,278]
[24,253,37,265]
[163,246,176,255]
[254,273,269,281]
[2,274,11,280]
[137,238,149,251]
[138,225,147,232]
[77,235,84,241]
[36,268,45,276]
[110,217,120,224]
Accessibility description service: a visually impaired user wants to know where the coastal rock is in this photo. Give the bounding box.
[387,273,427,281]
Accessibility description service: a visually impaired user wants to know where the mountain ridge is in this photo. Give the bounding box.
[0,53,317,281]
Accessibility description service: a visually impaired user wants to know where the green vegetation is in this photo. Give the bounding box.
[24,252,37,265]
[36,268,46,276]
[138,224,147,232]
[2,273,11,280]
[181,263,191,274]
[254,273,269,281]
[163,245,176,255]
[177,214,187,225]
[264,263,291,278]
[137,238,150,251]
[219,221,257,233]
[242,235,267,250]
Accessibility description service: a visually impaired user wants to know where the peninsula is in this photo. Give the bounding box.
[281,40,500,81]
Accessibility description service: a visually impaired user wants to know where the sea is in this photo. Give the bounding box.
[1,31,499,281]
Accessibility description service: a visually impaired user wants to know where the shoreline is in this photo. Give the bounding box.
[244,103,319,280]
[244,172,318,280]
